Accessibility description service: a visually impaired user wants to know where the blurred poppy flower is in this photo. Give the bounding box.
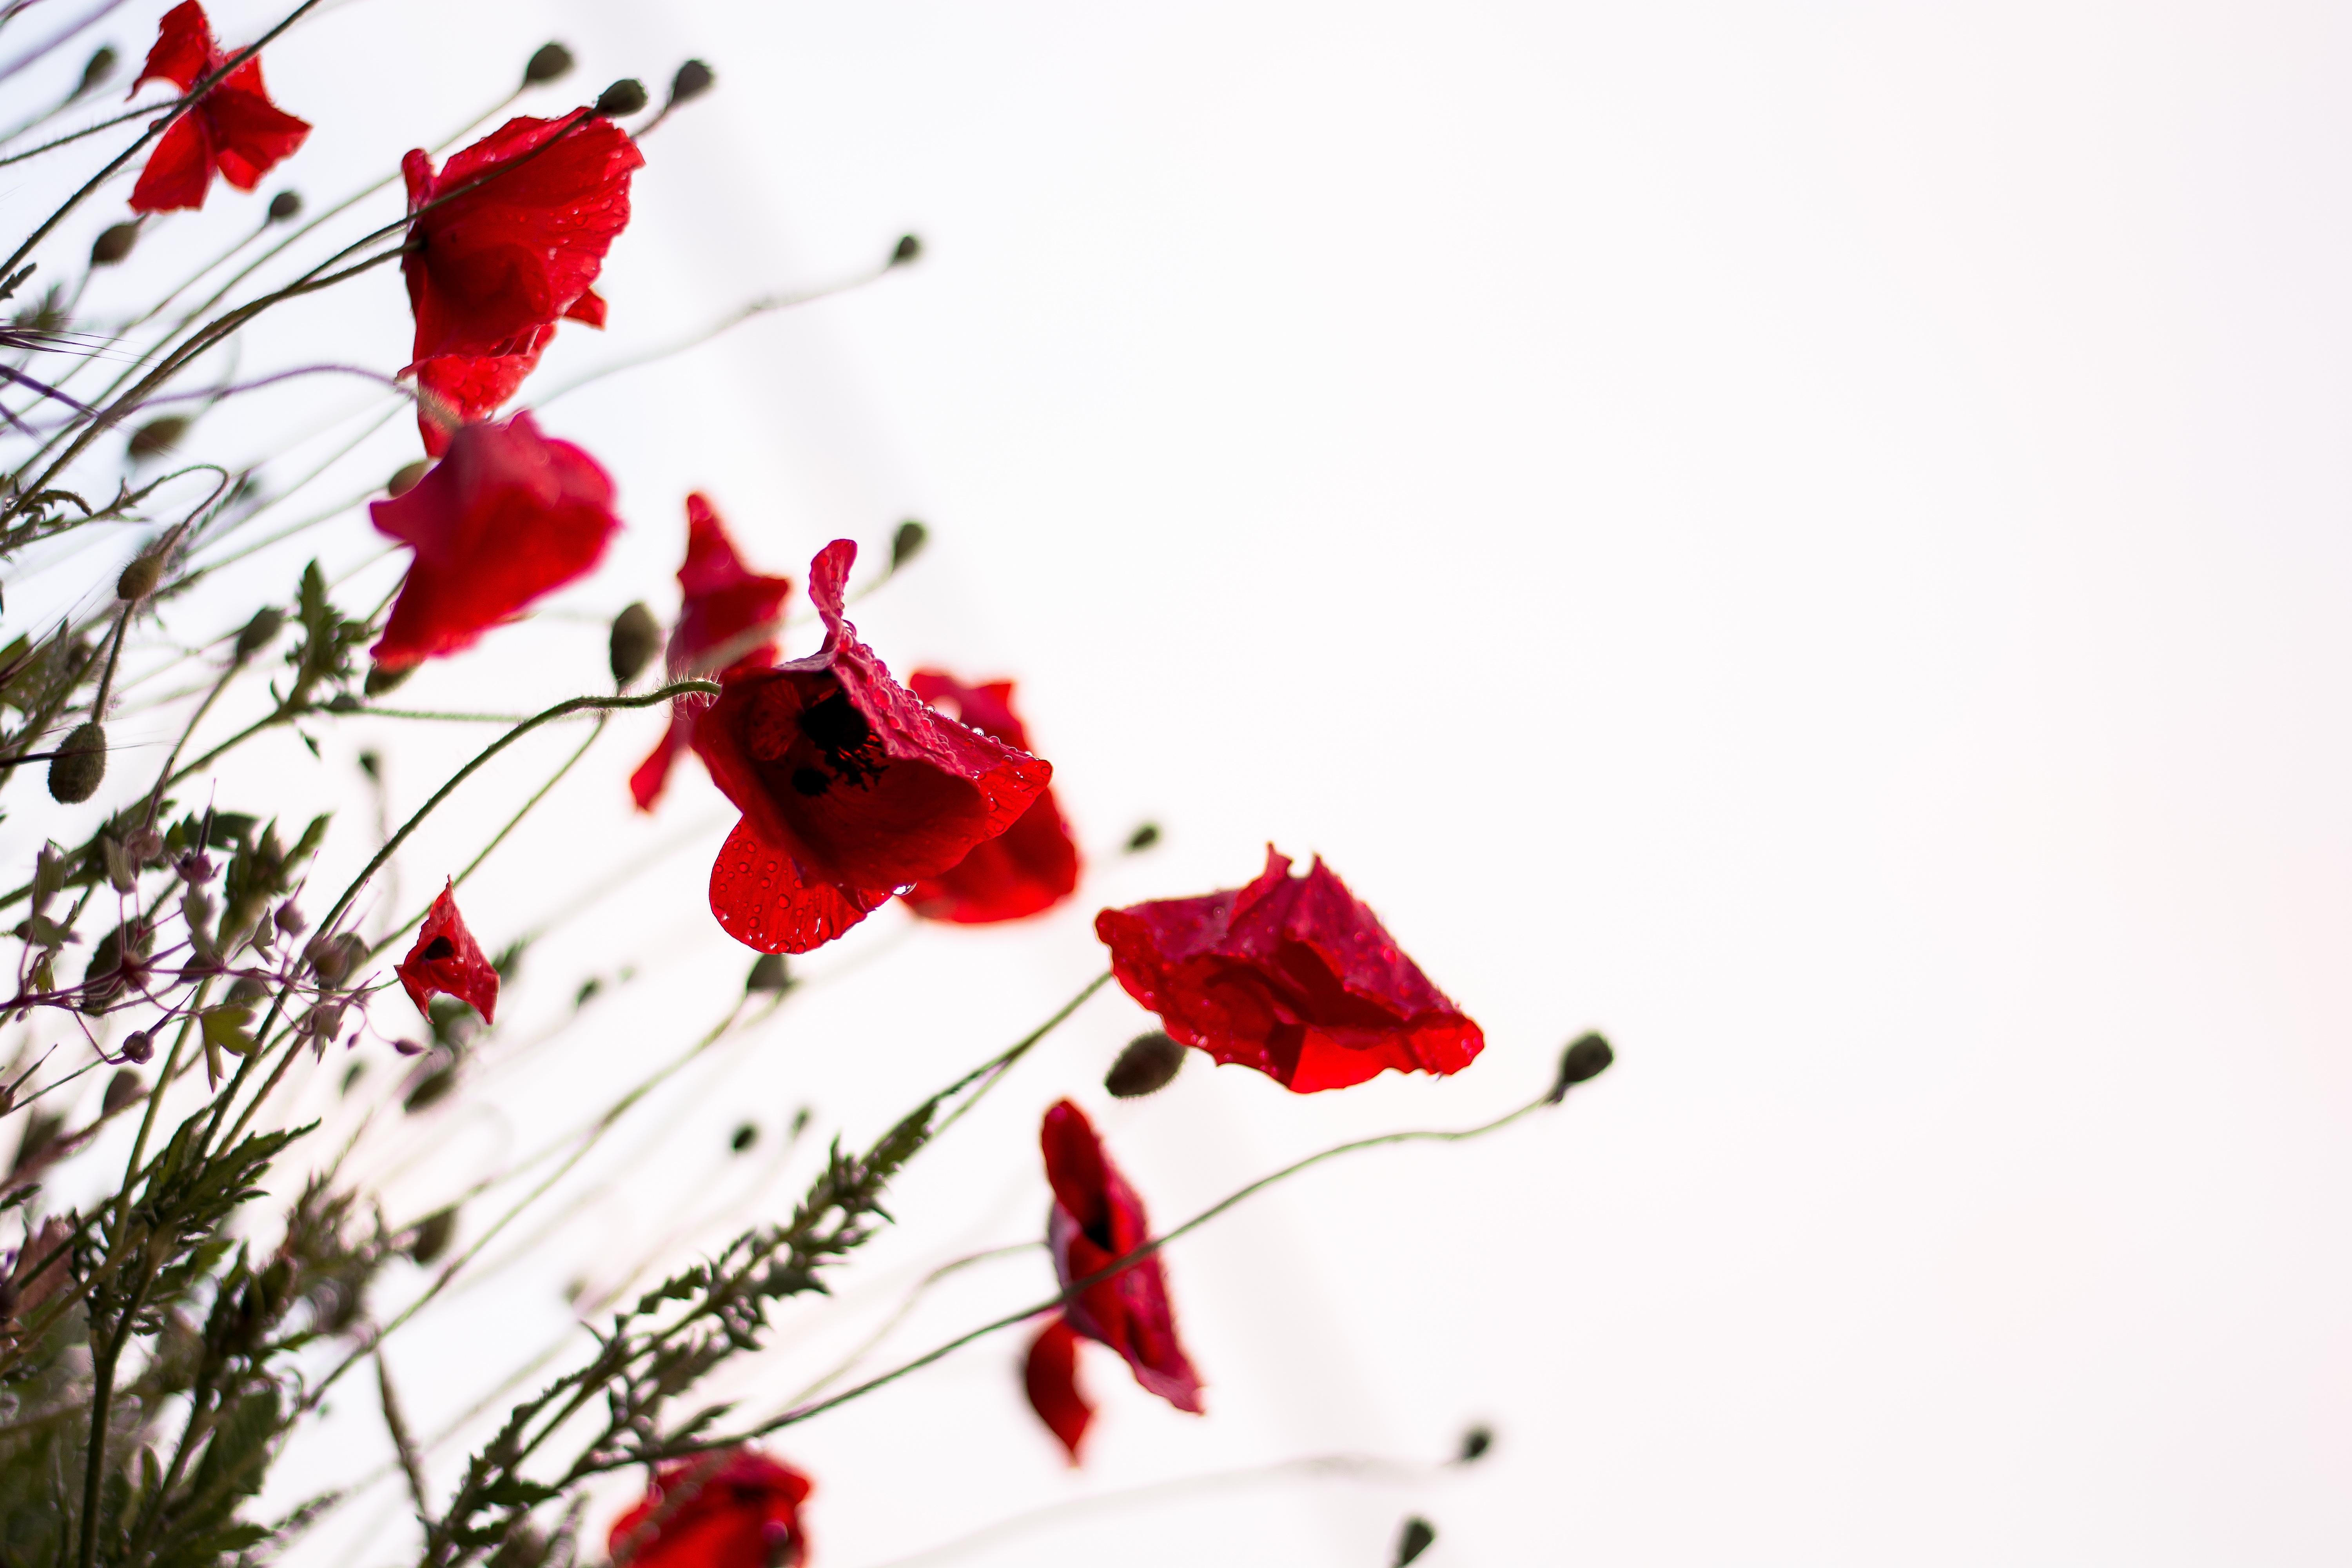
[692,540,1051,954]
[1022,1097,1201,1463]
[1095,848,1484,1093]
[127,2,310,214]
[630,494,793,812]
[400,111,642,453]
[368,411,621,670]
[608,1449,811,1568]
[394,882,497,1023]
[899,671,1080,923]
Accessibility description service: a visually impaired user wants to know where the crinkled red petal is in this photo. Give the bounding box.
[708,817,891,955]
[127,110,215,212]
[131,1,211,95]
[1023,1319,1094,1465]
[608,1449,811,1568]
[394,882,499,1023]
[201,70,309,190]
[669,494,790,675]
[900,670,1079,924]
[630,708,694,813]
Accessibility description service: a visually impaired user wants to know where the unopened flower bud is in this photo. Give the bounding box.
[1105,1030,1185,1098]
[364,662,414,697]
[1547,1031,1613,1103]
[609,601,659,686]
[102,1068,142,1117]
[119,1031,153,1065]
[1125,821,1160,853]
[669,59,715,105]
[391,1038,426,1057]
[745,953,792,993]
[46,722,105,803]
[76,45,117,99]
[595,78,648,117]
[730,1122,757,1152]
[305,1002,344,1039]
[890,518,927,569]
[116,550,163,601]
[1456,1425,1494,1463]
[125,828,163,866]
[408,1206,457,1264]
[890,233,922,268]
[127,416,187,462]
[266,189,301,223]
[274,902,306,936]
[90,222,137,266]
[233,606,284,662]
[523,41,573,86]
[176,849,214,884]
[386,459,429,497]
[1395,1517,1436,1568]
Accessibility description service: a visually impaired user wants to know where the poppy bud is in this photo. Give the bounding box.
[1125,822,1160,853]
[745,953,792,993]
[890,518,927,569]
[233,606,284,662]
[266,189,302,224]
[523,41,574,86]
[127,416,187,462]
[386,459,429,497]
[391,1038,426,1056]
[116,551,163,602]
[119,1031,153,1064]
[729,1122,757,1152]
[1548,1031,1613,1103]
[1394,1517,1436,1568]
[609,601,659,686]
[90,222,137,266]
[1457,1425,1494,1463]
[890,233,922,268]
[46,722,105,803]
[364,662,414,697]
[669,59,715,105]
[102,1069,142,1117]
[408,1206,457,1265]
[595,78,648,117]
[1105,1030,1185,1098]
[75,45,116,99]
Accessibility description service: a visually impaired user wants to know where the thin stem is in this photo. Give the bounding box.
[376,1352,430,1521]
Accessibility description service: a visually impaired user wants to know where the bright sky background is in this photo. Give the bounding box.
[7,1,2352,1564]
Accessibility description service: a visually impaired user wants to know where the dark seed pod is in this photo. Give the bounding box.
[364,662,414,697]
[75,45,117,98]
[1125,822,1160,853]
[609,602,660,686]
[594,78,648,117]
[1105,1030,1185,1098]
[670,59,715,104]
[233,605,284,662]
[523,41,574,85]
[409,1207,457,1264]
[90,222,137,266]
[729,1122,757,1153]
[1395,1517,1436,1568]
[890,233,922,267]
[1548,1031,1613,1103]
[47,722,105,803]
[1457,1425,1494,1463]
[116,552,163,602]
[127,416,188,461]
[102,1069,142,1117]
[745,953,792,993]
[119,1031,154,1065]
[386,458,429,497]
[266,189,302,223]
[890,518,927,569]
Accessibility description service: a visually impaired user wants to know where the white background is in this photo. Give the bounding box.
[7,1,2352,1564]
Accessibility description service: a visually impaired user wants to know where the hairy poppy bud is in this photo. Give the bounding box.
[408,1207,457,1265]
[1105,1030,1185,1098]
[595,78,648,117]
[1548,1031,1613,1103]
[46,722,105,803]
[523,41,573,85]
[890,518,927,569]
[609,601,659,686]
[116,551,163,602]
[102,1069,142,1117]
[386,459,429,497]
[669,59,715,104]
[1125,821,1160,853]
[127,416,187,461]
[119,1031,154,1065]
[890,232,922,268]
[364,662,414,697]
[233,606,284,662]
[1457,1425,1494,1463]
[76,45,117,98]
[730,1122,757,1152]
[266,189,302,223]
[745,953,792,993]
[1395,1517,1436,1568]
[90,222,137,266]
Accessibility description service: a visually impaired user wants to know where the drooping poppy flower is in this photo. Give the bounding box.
[1095,847,1484,1093]
[1025,1098,1203,1455]
[394,882,498,1023]
[630,494,793,812]
[898,671,1081,924]
[691,540,1051,954]
[368,411,621,670]
[400,111,643,453]
[126,2,311,214]
[607,1449,812,1568]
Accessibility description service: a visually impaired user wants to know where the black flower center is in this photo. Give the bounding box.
[422,936,455,961]
[795,690,885,790]
[791,768,830,797]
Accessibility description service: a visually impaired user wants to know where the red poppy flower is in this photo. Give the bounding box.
[607,1449,811,1568]
[368,411,621,670]
[394,882,497,1023]
[1095,848,1485,1093]
[401,111,643,454]
[1023,1317,1094,1465]
[1029,1097,1204,1445]
[692,540,1052,954]
[126,2,310,214]
[895,671,1082,924]
[631,494,793,812]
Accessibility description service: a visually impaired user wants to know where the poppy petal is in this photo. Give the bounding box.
[128,110,216,212]
[131,0,212,96]
[394,882,499,1023]
[1023,1319,1094,1465]
[708,818,891,955]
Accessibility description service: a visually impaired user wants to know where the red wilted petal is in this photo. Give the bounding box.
[1024,1319,1094,1465]
[692,540,1050,953]
[1095,847,1485,1093]
[1040,1099,1205,1415]
[131,1,211,94]
[670,494,791,678]
[395,882,498,1023]
[126,5,307,214]
[901,671,1080,924]
[410,331,550,454]
[608,1448,812,1568]
[127,111,214,213]
[368,411,620,669]
[630,709,692,813]
[564,287,607,327]
[203,64,312,190]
